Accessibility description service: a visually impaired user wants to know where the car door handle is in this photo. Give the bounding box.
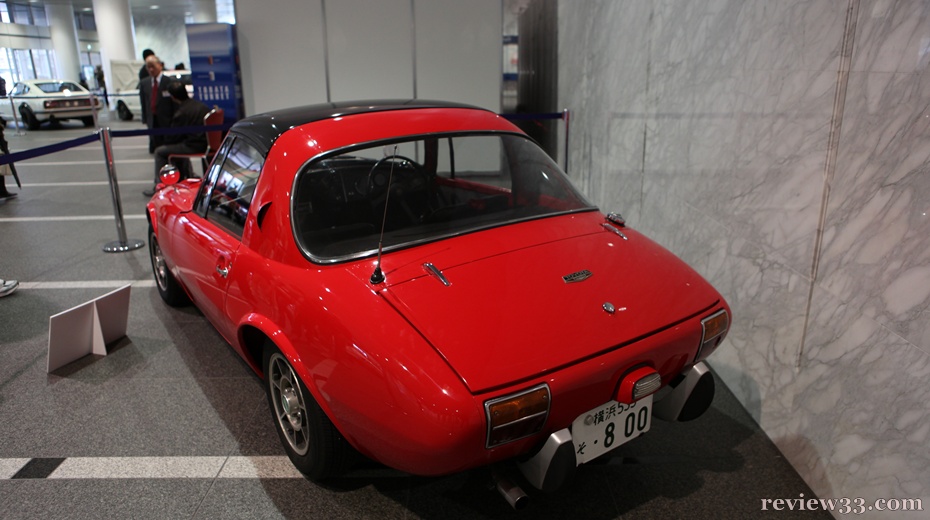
[216,265,228,278]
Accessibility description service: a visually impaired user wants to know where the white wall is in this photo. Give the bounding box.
[327,0,413,102]
[414,0,502,104]
[235,0,328,115]
[235,0,501,115]
[559,0,930,514]
[132,12,191,72]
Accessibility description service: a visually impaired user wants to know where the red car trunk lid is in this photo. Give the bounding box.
[381,224,719,393]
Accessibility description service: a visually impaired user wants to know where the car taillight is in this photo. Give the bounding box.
[615,366,661,404]
[44,99,90,109]
[697,309,729,361]
[484,384,549,448]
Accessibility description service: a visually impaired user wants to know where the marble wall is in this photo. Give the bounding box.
[558,0,929,514]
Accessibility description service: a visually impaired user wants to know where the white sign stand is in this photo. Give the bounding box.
[47,284,132,373]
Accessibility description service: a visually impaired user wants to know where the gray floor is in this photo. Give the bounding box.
[0,113,830,519]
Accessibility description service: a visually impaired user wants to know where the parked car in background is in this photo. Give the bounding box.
[1,79,100,129]
[145,100,731,506]
[115,69,192,121]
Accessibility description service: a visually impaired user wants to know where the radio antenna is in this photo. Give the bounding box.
[370,145,399,284]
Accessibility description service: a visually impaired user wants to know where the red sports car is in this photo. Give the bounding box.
[146,100,730,503]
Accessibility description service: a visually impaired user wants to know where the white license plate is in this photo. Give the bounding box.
[571,394,652,464]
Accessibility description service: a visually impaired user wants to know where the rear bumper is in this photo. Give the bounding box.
[43,108,95,119]
[518,362,715,491]
[653,361,715,422]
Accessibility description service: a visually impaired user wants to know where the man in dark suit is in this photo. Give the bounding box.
[138,49,154,81]
[139,54,175,161]
[150,80,211,191]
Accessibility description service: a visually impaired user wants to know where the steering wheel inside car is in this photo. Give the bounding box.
[366,155,425,195]
[366,154,432,225]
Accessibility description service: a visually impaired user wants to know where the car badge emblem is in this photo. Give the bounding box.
[563,270,593,283]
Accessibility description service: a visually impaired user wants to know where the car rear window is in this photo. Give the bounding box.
[292,133,595,263]
[36,82,83,93]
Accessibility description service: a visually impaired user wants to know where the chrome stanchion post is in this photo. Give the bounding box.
[562,108,570,175]
[99,127,145,253]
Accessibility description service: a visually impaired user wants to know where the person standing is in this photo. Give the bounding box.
[139,55,175,166]
[0,75,7,125]
[0,106,17,200]
[0,174,14,200]
[150,80,211,191]
[138,49,154,82]
[94,65,108,106]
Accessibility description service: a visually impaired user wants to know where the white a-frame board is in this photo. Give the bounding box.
[47,284,131,373]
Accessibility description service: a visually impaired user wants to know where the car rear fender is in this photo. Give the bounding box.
[235,313,287,375]
[273,287,484,470]
[234,310,372,447]
[234,312,369,452]
[223,252,487,473]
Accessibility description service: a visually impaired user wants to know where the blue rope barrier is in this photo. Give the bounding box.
[0,123,232,165]
[0,133,100,165]
[0,114,557,167]
[110,123,231,138]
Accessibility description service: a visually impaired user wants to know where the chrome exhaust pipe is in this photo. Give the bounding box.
[492,471,529,510]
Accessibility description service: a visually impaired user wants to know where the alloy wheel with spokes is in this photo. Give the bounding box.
[150,237,168,292]
[268,352,311,455]
[147,227,190,306]
[262,343,353,480]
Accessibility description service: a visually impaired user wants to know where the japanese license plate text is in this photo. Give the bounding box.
[571,395,652,464]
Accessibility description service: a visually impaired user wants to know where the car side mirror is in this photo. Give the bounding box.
[159,164,180,186]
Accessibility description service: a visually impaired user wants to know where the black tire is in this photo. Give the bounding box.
[148,226,190,306]
[116,101,133,121]
[263,343,351,480]
[19,104,39,130]
[81,116,95,127]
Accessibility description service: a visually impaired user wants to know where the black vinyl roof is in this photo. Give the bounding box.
[230,99,486,153]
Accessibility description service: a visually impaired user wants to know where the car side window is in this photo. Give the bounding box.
[202,137,264,238]
[194,137,233,216]
[10,83,27,96]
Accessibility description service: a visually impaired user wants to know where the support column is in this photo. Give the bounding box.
[92,0,136,110]
[191,0,218,23]
[46,2,82,81]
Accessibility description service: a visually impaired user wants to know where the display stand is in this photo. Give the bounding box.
[47,285,132,372]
